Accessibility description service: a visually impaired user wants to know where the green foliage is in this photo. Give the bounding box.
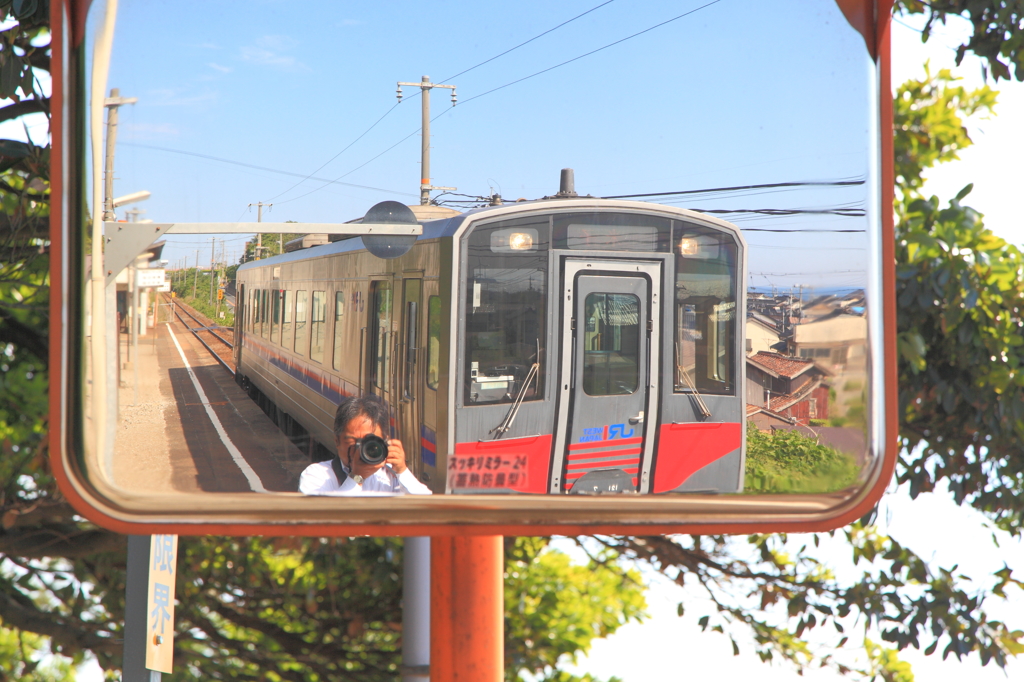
[504,538,645,682]
[0,624,77,682]
[170,269,234,326]
[896,187,1024,530]
[897,1,1024,81]
[240,233,304,263]
[864,639,915,682]
[893,64,996,195]
[744,428,861,494]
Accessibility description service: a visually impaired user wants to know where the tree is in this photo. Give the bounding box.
[3,3,1024,681]
[897,1,1024,81]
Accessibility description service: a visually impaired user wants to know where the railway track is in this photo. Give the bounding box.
[164,295,236,375]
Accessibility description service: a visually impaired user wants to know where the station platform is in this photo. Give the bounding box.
[113,315,309,494]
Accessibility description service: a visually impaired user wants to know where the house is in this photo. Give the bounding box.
[746,351,830,426]
[746,313,782,356]
[788,309,867,371]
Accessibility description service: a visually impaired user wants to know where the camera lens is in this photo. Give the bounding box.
[358,434,389,465]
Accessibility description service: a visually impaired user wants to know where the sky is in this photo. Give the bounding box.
[58,2,1023,680]
[84,0,874,294]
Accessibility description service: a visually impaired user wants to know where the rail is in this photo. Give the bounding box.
[166,296,236,376]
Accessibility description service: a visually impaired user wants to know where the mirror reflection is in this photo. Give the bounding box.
[82,0,878,499]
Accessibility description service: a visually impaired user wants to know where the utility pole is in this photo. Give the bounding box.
[102,88,137,220]
[192,250,199,300]
[249,202,271,260]
[125,207,145,223]
[208,238,217,304]
[397,76,457,205]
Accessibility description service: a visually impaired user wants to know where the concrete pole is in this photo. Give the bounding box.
[192,250,199,300]
[398,77,456,205]
[123,536,161,682]
[103,88,118,221]
[209,238,216,304]
[402,537,431,682]
[420,76,431,206]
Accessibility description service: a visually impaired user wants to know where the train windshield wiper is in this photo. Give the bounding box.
[676,342,712,420]
[489,341,541,440]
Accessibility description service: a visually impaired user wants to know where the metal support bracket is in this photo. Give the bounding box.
[102,221,424,287]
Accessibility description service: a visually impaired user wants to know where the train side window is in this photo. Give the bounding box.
[294,290,308,356]
[463,218,548,405]
[310,291,326,364]
[332,291,345,371]
[369,281,393,392]
[260,290,269,338]
[281,290,293,350]
[271,290,281,344]
[674,227,738,395]
[249,290,257,333]
[426,296,440,390]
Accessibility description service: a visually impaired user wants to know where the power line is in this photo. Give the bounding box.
[273,128,423,205]
[271,3,615,206]
[442,0,616,82]
[264,101,403,202]
[457,0,723,107]
[278,1,724,208]
[602,178,866,200]
[686,208,866,218]
[122,142,415,197]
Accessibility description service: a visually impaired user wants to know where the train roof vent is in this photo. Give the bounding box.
[542,168,594,200]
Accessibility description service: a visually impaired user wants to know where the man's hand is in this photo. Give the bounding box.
[386,439,408,474]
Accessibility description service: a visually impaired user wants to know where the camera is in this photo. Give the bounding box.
[356,434,389,466]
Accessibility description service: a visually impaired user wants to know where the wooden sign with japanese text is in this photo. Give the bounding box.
[145,534,178,673]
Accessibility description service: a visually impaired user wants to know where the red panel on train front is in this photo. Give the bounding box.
[652,422,742,493]
[452,435,552,494]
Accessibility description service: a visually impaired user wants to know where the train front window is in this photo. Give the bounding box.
[463,218,548,405]
[554,212,671,252]
[674,226,738,395]
[583,293,641,396]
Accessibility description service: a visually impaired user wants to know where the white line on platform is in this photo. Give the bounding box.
[166,323,268,493]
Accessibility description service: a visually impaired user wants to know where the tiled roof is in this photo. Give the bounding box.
[747,351,814,379]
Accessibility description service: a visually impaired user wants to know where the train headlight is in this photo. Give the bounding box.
[679,237,700,256]
[508,232,534,250]
[490,227,538,252]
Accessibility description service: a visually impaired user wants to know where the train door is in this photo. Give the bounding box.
[552,260,661,494]
[397,278,422,476]
[234,282,245,370]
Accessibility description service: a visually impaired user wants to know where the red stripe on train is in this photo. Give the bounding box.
[568,436,642,451]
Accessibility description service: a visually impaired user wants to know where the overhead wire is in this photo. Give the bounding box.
[456,0,723,107]
[270,1,617,206]
[441,0,616,81]
[602,178,865,200]
[264,101,405,202]
[282,0,725,205]
[122,143,415,197]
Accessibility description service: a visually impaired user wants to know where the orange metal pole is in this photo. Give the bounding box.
[431,535,503,681]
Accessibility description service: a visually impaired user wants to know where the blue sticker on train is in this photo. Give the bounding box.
[579,423,634,443]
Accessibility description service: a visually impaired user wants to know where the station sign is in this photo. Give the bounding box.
[136,268,166,288]
[47,0,897,536]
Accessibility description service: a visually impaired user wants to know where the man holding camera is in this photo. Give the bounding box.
[299,395,432,495]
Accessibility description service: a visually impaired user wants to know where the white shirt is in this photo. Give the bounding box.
[299,459,432,496]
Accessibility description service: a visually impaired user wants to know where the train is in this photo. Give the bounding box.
[234,175,746,495]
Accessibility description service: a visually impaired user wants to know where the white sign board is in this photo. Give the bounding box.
[145,534,178,673]
[137,268,166,288]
